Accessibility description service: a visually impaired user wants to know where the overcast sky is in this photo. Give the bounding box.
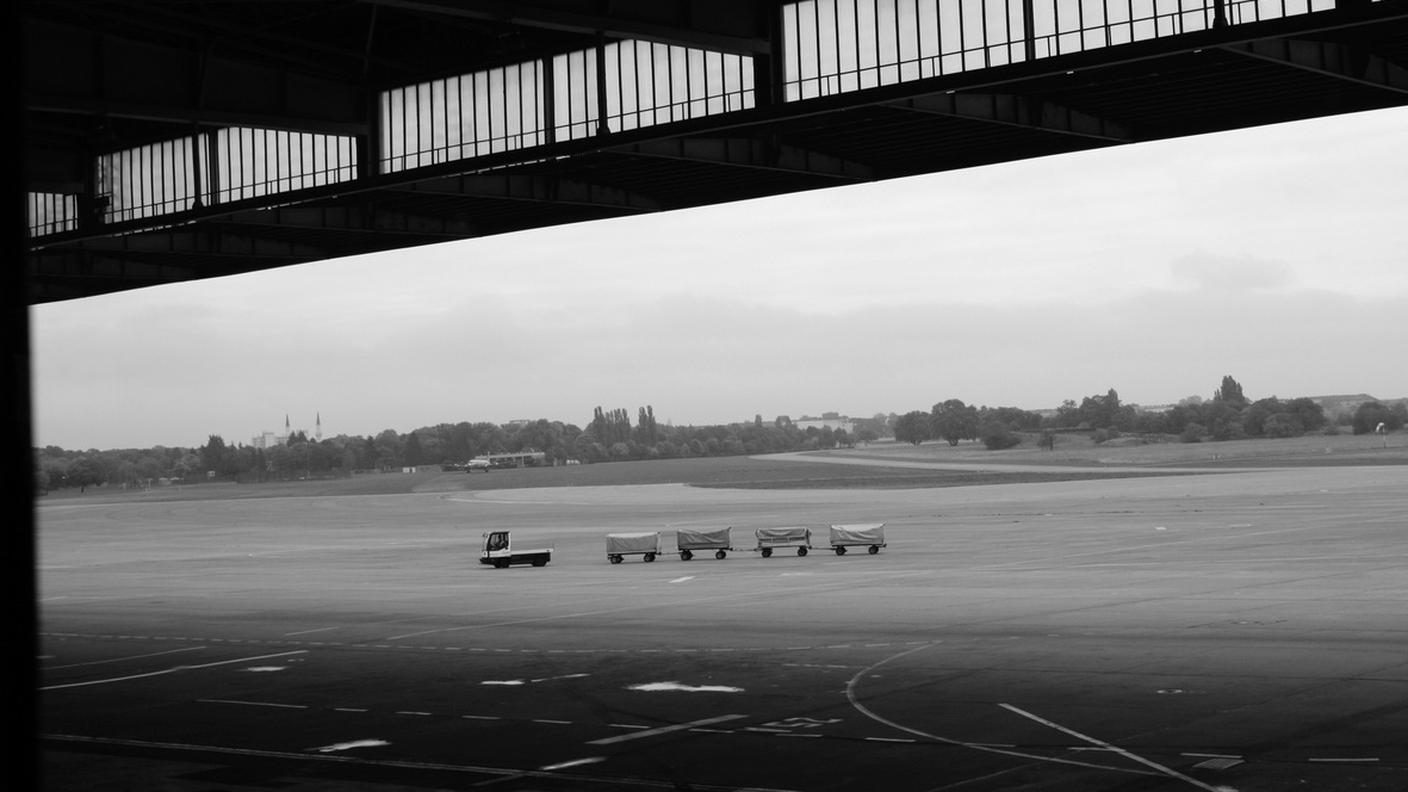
[30,106,1408,451]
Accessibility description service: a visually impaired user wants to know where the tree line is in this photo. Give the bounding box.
[33,408,894,494]
[33,380,1405,494]
[891,376,1406,450]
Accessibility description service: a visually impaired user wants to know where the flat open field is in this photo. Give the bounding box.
[36,443,1408,791]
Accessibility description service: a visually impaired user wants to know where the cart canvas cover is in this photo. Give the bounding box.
[829,523,885,545]
[606,532,662,554]
[755,526,810,544]
[676,527,731,549]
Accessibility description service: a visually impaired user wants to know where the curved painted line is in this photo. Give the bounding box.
[843,643,1153,777]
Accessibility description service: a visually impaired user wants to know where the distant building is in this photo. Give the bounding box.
[794,415,855,433]
[251,412,322,448]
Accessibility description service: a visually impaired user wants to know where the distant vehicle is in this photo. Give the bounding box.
[467,457,491,472]
[827,523,887,555]
[754,526,811,558]
[676,527,735,560]
[606,531,663,564]
[480,530,552,568]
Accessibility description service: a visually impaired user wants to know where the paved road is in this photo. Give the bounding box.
[37,465,1408,791]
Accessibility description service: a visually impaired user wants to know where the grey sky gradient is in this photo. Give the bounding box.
[30,106,1408,451]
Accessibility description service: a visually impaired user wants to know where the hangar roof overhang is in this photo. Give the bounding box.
[22,0,1408,304]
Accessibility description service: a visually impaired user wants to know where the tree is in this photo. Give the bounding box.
[404,431,424,466]
[1215,375,1248,409]
[1352,401,1405,434]
[930,399,978,446]
[893,411,930,445]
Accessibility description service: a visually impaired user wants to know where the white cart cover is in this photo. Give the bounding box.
[676,527,732,550]
[754,526,811,546]
[606,532,662,554]
[829,523,885,546]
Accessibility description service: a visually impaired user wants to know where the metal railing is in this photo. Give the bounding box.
[781,0,1339,100]
[27,1,1357,239]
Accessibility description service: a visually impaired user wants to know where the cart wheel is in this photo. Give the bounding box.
[494,558,508,569]
[868,545,880,555]
[531,557,548,567]
[797,546,808,557]
[835,546,846,556]
[644,552,656,562]
[609,555,623,564]
[715,550,727,560]
[761,547,773,558]
[681,549,693,561]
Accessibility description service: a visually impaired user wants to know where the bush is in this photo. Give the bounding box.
[981,425,1022,450]
[1180,423,1205,443]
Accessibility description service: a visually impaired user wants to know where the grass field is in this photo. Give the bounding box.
[36,431,1406,505]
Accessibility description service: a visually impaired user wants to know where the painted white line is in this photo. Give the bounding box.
[48,734,803,791]
[461,715,500,721]
[588,714,747,745]
[334,708,369,713]
[844,644,1152,776]
[669,576,695,583]
[199,699,307,709]
[627,682,744,693]
[395,711,432,716]
[44,645,206,670]
[1183,753,1243,759]
[534,719,572,725]
[41,649,309,691]
[609,724,649,730]
[311,739,390,753]
[284,626,339,636]
[1308,757,1379,763]
[540,757,605,771]
[865,737,916,744]
[999,703,1232,792]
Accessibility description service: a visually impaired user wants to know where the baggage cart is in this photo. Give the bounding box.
[754,526,811,558]
[606,531,663,564]
[828,523,886,555]
[675,527,735,560]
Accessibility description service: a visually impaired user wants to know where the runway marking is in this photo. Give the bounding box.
[669,576,695,583]
[334,707,369,713]
[46,734,798,791]
[285,626,339,636]
[200,699,307,709]
[534,719,572,725]
[999,703,1234,792]
[588,714,747,745]
[627,682,744,693]
[541,757,605,770]
[865,737,916,744]
[396,711,432,716]
[43,645,205,670]
[1308,757,1380,763]
[41,650,308,691]
[844,643,1156,776]
[311,738,389,753]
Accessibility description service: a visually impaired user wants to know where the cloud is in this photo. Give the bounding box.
[1168,252,1297,292]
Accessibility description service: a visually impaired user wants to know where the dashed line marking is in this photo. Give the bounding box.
[534,719,572,725]
[865,737,916,744]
